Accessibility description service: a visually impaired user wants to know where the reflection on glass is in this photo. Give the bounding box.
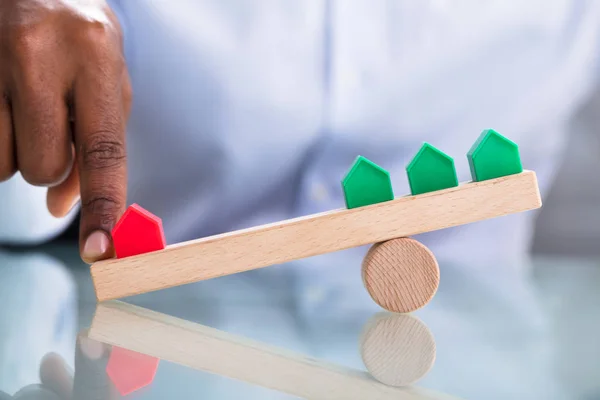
[82,301,453,400]
[106,347,159,396]
[12,384,60,400]
[360,312,436,387]
[7,337,121,400]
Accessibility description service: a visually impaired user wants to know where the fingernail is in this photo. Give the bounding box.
[83,230,110,262]
[80,336,105,360]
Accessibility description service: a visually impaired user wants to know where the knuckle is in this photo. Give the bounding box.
[81,194,121,227]
[73,22,124,82]
[20,157,70,186]
[79,21,121,61]
[8,32,48,88]
[9,26,46,63]
[81,21,113,43]
[81,132,126,171]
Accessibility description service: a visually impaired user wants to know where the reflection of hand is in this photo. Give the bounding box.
[11,332,120,400]
[10,384,60,400]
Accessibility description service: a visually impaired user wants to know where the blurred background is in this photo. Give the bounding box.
[0,1,600,399]
[532,88,600,257]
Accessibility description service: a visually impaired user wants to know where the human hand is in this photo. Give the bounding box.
[10,333,121,400]
[0,0,132,262]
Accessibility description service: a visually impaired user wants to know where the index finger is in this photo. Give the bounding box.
[73,335,120,400]
[39,336,120,400]
[73,56,128,263]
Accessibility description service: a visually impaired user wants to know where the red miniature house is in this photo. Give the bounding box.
[107,346,160,396]
[107,203,164,394]
[111,203,166,259]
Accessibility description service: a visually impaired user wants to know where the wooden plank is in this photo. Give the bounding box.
[89,301,460,400]
[91,170,541,301]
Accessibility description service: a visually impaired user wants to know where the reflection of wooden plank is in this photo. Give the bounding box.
[89,301,460,400]
[91,171,541,301]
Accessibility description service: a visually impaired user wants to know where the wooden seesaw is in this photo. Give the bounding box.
[90,129,542,313]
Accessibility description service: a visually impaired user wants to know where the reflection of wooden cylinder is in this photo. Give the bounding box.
[360,312,436,387]
[362,238,440,313]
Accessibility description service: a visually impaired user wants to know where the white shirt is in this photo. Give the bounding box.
[3,2,600,394]
[2,0,600,272]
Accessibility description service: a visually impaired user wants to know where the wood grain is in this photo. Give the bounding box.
[89,301,460,400]
[91,170,541,301]
[360,312,436,387]
[362,238,440,313]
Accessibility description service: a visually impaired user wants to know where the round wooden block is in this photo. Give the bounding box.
[362,237,440,313]
[360,312,436,387]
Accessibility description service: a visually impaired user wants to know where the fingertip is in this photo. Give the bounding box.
[81,230,114,263]
[40,352,73,378]
[47,188,80,218]
[40,352,74,398]
[40,352,66,374]
[79,336,106,360]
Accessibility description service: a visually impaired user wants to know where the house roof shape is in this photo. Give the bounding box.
[107,347,160,396]
[406,143,458,195]
[112,203,167,259]
[342,156,394,209]
[467,129,523,182]
[407,142,454,171]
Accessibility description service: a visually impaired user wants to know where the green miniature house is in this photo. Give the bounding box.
[467,129,523,182]
[406,143,458,195]
[342,156,394,209]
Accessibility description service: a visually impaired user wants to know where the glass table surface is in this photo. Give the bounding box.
[0,244,598,400]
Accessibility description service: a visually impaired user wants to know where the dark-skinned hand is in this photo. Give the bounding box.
[0,0,132,262]
[8,332,121,400]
